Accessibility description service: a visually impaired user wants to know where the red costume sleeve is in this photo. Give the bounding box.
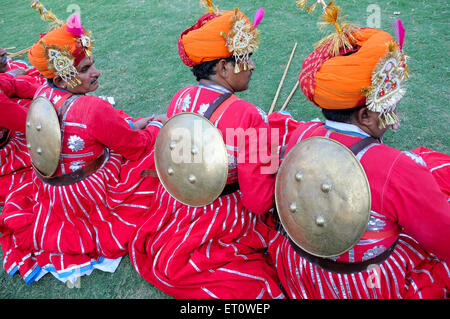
[411,147,450,198]
[267,111,301,152]
[11,75,40,99]
[0,74,39,99]
[83,96,160,161]
[0,74,15,95]
[6,59,29,72]
[383,152,450,264]
[218,101,276,214]
[0,93,27,131]
[0,75,38,131]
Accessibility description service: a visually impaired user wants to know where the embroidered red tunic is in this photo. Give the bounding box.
[0,82,162,284]
[268,120,450,299]
[130,84,284,299]
[0,71,41,205]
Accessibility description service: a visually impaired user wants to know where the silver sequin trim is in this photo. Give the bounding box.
[362,245,386,261]
[181,94,191,112]
[255,106,268,124]
[69,160,86,171]
[402,151,426,167]
[366,215,386,232]
[198,103,210,115]
[67,135,85,152]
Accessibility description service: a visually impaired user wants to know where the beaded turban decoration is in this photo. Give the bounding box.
[178,0,264,73]
[297,0,409,128]
[28,1,94,88]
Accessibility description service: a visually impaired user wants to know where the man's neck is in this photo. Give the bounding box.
[325,120,371,138]
[199,79,232,93]
[199,78,234,94]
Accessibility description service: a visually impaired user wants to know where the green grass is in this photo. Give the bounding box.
[0,0,448,298]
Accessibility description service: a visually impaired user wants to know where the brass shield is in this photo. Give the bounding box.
[26,96,61,177]
[154,112,228,207]
[275,136,371,258]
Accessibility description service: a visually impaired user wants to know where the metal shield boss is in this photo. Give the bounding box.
[275,137,371,258]
[154,112,228,207]
[26,96,61,177]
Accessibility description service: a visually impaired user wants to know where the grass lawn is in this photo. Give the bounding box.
[0,0,448,298]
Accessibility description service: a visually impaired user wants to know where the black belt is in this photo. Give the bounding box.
[33,151,107,186]
[275,220,397,274]
[289,235,397,274]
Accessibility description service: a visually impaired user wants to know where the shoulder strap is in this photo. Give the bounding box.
[56,94,82,123]
[203,92,238,123]
[349,136,380,156]
[54,92,73,110]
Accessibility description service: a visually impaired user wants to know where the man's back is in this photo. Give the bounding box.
[285,120,450,263]
[267,119,450,299]
[167,83,276,214]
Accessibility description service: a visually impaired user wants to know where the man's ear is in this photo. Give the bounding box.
[354,107,371,126]
[215,59,232,78]
[53,75,67,90]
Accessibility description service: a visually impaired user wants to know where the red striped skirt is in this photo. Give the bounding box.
[130,184,285,299]
[268,232,450,299]
[0,149,159,284]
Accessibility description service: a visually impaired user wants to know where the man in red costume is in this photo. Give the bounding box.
[0,4,165,285]
[0,46,44,205]
[267,2,450,299]
[130,2,284,299]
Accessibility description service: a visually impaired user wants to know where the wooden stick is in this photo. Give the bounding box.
[279,81,299,113]
[6,47,31,59]
[268,42,298,115]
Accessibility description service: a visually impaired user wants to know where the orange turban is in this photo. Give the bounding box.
[178,8,261,72]
[297,1,409,127]
[180,11,236,66]
[299,28,396,110]
[28,13,93,87]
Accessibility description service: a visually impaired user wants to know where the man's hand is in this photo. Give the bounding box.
[133,113,169,130]
[151,113,169,125]
[0,48,7,56]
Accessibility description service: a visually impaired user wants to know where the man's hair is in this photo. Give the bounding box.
[321,105,364,123]
[191,56,236,81]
